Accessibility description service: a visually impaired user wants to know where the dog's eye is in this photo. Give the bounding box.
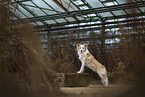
[80,47,81,49]
[83,47,84,49]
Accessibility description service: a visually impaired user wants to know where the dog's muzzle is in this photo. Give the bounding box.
[81,50,83,52]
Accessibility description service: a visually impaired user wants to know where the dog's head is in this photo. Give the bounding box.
[77,43,88,53]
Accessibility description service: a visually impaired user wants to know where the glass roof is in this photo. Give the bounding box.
[139,7,145,12]
[86,0,103,8]
[11,0,145,28]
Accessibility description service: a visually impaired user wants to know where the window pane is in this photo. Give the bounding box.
[45,20,56,24]
[86,0,103,8]
[99,12,113,17]
[112,10,126,16]
[44,0,65,12]
[18,5,33,18]
[26,6,46,16]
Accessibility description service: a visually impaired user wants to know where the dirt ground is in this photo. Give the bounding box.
[61,84,133,97]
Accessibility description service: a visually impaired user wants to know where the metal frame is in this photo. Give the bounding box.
[11,0,145,55]
[16,1,145,23]
[45,17,145,31]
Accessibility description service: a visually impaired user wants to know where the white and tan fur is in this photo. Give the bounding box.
[77,43,109,87]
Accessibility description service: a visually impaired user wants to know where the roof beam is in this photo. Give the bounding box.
[35,12,145,28]
[13,0,31,3]
[42,0,69,24]
[17,2,145,22]
[17,1,48,25]
[49,18,145,31]
[52,0,79,22]
[37,19,145,33]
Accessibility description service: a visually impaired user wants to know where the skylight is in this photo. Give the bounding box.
[82,13,96,18]
[79,23,87,25]
[87,14,96,17]
[79,6,89,10]
[95,21,101,23]
[82,15,88,18]
[73,0,84,5]
[117,18,126,21]
[105,2,114,6]
[113,1,118,5]
[104,1,118,6]
[105,38,120,44]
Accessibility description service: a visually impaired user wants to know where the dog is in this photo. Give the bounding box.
[77,43,109,87]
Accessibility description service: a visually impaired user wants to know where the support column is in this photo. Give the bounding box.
[101,18,106,66]
[47,25,51,52]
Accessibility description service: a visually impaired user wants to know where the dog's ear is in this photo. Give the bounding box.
[77,43,81,47]
[84,44,88,49]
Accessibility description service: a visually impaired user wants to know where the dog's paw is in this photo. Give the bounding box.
[79,56,81,59]
[77,71,81,73]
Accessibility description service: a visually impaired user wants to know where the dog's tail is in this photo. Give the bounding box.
[101,74,109,87]
[104,76,109,87]
[98,68,109,87]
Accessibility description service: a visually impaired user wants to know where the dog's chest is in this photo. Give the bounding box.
[78,52,87,61]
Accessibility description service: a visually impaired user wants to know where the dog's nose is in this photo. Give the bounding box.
[81,50,83,52]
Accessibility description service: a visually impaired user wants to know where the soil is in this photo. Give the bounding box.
[60,84,133,97]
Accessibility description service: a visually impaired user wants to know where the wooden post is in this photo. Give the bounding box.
[101,18,106,67]
[47,25,51,52]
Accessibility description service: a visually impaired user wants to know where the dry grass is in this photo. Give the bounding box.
[0,1,62,97]
[108,17,145,83]
[49,39,78,73]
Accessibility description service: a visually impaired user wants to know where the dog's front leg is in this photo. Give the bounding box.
[77,62,85,73]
